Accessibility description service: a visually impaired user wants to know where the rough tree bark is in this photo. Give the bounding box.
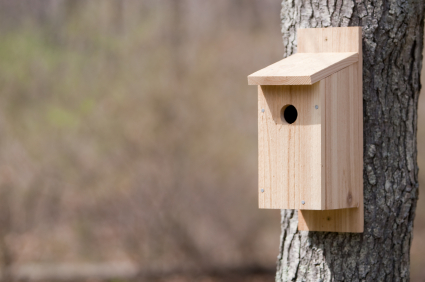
[277,1,424,281]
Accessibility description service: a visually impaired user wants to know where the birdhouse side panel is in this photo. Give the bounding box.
[324,64,362,209]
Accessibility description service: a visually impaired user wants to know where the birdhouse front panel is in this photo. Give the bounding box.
[258,83,324,210]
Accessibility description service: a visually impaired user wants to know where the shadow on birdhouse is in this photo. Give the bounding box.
[247,27,363,233]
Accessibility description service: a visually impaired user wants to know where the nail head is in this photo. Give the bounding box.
[315,105,319,109]
[261,109,265,113]
[301,200,305,205]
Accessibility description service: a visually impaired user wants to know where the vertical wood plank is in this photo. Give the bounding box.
[324,65,359,209]
[258,85,323,209]
[297,27,363,232]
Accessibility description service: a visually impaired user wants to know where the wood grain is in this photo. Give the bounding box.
[297,207,363,233]
[297,27,363,233]
[258,84,324,210]
[252,27,363,232]
[323,65,361,210]
[248,52,358,85]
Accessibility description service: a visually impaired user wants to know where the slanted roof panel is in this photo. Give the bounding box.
[247,52,358,85]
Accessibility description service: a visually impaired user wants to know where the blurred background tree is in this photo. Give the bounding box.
[0,0,423,281]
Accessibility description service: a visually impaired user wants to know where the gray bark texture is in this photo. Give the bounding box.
[277,1,425,281]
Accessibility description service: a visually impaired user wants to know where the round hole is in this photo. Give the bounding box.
[281,105,298,124]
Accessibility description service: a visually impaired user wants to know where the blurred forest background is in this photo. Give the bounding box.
[0,1,423,282]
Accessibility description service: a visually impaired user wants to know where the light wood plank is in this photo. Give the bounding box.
[324,65,360,209]
[297,27,363,233]
[297,26,362,54]
[258,84,323,210]
[248,52,358,85]
[298,207,363,233]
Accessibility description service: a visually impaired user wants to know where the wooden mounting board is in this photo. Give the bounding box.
[296,27,363,233]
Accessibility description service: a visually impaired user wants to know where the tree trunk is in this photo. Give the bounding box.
[277,1,424,281]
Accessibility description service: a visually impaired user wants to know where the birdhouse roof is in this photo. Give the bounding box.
[248,52,358,85]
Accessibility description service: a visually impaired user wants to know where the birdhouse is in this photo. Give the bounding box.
[247,27,363,233]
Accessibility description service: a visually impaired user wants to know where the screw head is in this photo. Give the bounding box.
[261,189,265,193]
[315,105,319,109]
[301,200,305,205]
[261,109,265,113]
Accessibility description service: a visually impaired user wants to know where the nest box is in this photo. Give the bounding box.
[247,27,363,233]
